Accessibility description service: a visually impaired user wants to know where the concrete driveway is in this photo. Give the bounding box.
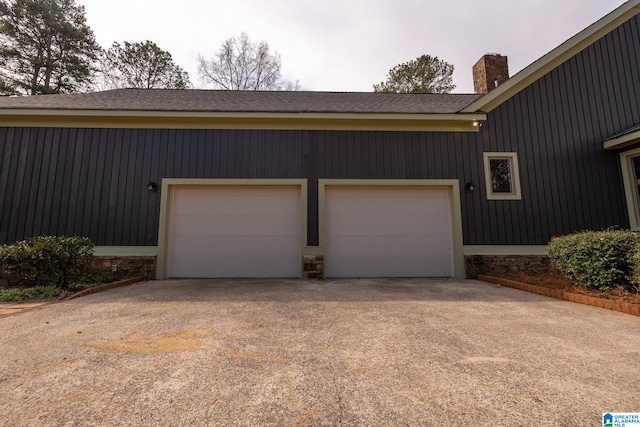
[0,279,638,426]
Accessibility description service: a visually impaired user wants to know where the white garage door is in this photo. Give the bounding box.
[325,186,453,278]
[167,186,301,278]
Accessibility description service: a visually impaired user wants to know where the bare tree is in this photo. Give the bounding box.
[198,33,298,91]
[96,40,190,90]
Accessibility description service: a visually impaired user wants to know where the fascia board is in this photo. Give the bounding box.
[0,110,487,132]
[0,109,484,121]
[604,129,640,150]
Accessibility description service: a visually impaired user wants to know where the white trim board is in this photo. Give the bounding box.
[93,246,158,256]
[93,245,550,257]
[619,147,640,230]
[605,129,640,150]
[463,245,548,255]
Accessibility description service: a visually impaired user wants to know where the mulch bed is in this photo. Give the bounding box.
[477,270,640,316]
[496,271,640,305]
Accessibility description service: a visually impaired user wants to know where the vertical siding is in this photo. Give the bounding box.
[0,16,637,247]
[476,14,639,243]
[0,121,628,247]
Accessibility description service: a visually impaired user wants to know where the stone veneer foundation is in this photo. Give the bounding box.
[303,255,324,279]
[3,254,550,283]
[465,255,551,279]
[91,256,157,280]
[97,255,324,280]
[0,256,155,286]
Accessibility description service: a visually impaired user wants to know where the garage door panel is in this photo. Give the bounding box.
[327,235,452,257]
[329,189,450,216]
[167,186,301,278]
[171,235,299,257]
[172,198,298,216]
[171,214,300,236]
[327,216,452,237]
[173,198,299,216]
[325,186,453,278]
[172,188,299,216]
[170,256,300,278]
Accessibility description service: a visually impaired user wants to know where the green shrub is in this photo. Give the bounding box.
[0,236,94,290]
[547,230,638,290]
[630,244,640,288]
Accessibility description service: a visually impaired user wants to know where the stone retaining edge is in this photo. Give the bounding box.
[478,275,640,316]
[64,276,146,300]
[0,277,146,318]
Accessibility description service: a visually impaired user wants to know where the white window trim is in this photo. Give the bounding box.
[483,152,522,200]
[619,147,640,230]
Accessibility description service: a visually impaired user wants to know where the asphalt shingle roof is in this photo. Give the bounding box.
[0,89,483,114]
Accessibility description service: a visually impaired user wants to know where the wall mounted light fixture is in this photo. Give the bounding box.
[465,182,476,191]
[146,182,158,192]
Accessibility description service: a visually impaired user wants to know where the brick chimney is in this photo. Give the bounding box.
[473,54,509,94]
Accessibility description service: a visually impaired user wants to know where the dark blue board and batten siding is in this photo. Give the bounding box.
[0,126,628,248]
[0,128,480,246]
[0,15,638,248]
[476,12,640,244]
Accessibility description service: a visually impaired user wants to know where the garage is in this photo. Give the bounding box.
[166,185,302,278]
[324,186,454,278]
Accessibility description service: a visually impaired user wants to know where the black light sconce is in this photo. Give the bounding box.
[146,181,158,192]
[465,182,476,192]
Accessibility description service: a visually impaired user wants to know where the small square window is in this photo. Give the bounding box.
[483,152,522,200]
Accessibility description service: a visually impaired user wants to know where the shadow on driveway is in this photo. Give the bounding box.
[83,277,563,303]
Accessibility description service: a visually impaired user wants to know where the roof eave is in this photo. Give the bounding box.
[461,0,640,114]
[0,109,487,132]
[604,129,640,150]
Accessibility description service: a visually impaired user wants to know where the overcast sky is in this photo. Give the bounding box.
[77,0,626,94]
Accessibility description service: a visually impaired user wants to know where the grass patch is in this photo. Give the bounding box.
[0,285,61,302]
[66,275,109,291]
[0,275,112,302]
